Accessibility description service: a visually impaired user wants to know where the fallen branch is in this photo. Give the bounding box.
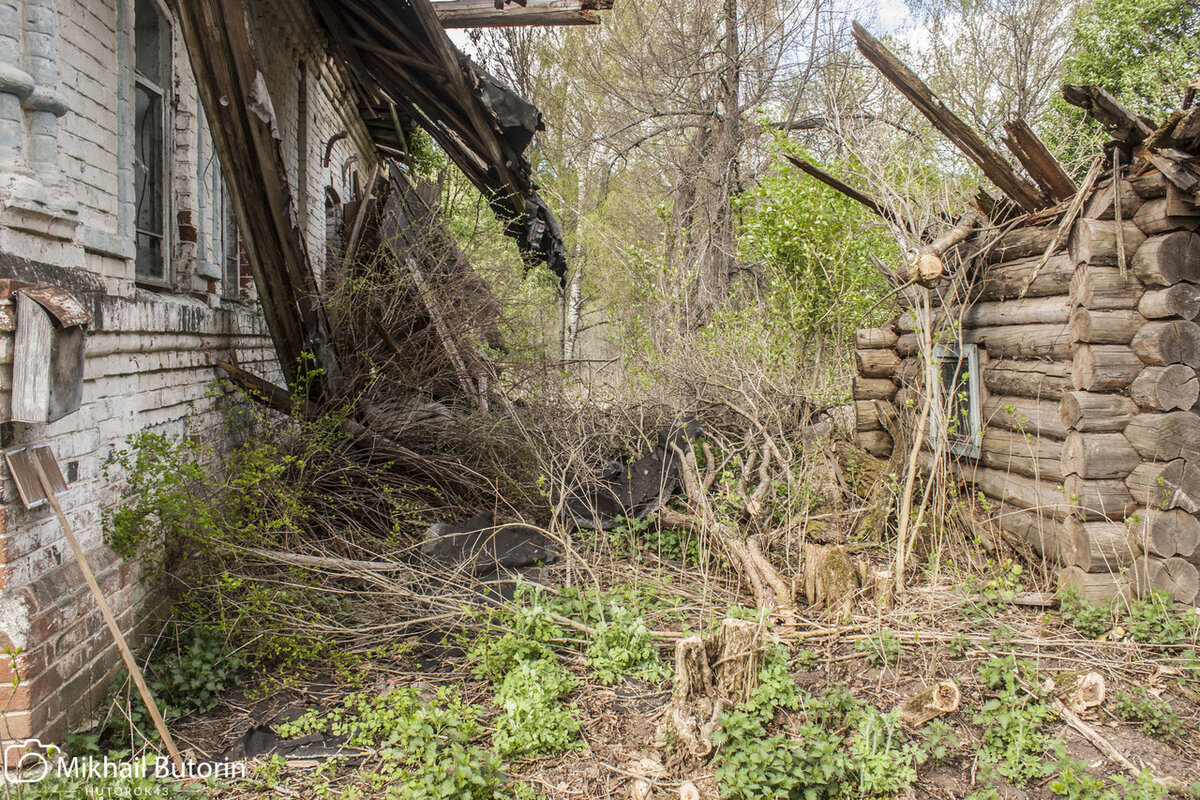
[1046,693,1190,796]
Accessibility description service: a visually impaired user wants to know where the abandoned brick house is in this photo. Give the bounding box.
[844,28,1200,608]
[0,0,592,749]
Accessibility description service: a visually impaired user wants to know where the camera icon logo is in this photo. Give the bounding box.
[3,739,58,783]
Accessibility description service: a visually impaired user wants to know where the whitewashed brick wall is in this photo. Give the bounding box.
[1,0,378,748]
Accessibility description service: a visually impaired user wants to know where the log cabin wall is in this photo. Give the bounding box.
[853,167,1200,607]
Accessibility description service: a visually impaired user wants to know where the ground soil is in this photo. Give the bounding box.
[166,555,1200,800]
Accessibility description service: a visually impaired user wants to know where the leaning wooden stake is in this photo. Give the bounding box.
[31,458,185,772]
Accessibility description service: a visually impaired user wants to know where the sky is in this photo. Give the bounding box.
[870,0,914,33]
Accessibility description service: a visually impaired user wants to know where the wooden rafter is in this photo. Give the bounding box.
[1001,116,1077,203]
[433,0,612,28]
[174,0,340,391]
[851,22,1045,213]
[783,153,912,234]
[1061,84,1155,144]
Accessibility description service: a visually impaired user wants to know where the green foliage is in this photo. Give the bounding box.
[1046,0,1199,170]
[920,718,959,765]
[734,132,894,350]
[1050,759,1169,800]
[102,432,220,578]
[608,514,702,563]
[858,628,903,668]
[105,626,243,749]
[468,585,582,759]
[586,605,670,685]
[846,710,924,797]
[745,643,801,719]
[1112,690,1184,740]
[964,559,1024,615]
[1059,588,1117,639]
[1063,0,1199,118]
[1060,588,1198,660]
[468,601,565,683]
[973,658,1061,786]
[1125,590,1196,646]
[492,658,582,758]
[101,386,440,673]
[711,648,922,800]
[273,686,502,799]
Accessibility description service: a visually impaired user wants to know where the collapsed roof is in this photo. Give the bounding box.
[309,0,570,281]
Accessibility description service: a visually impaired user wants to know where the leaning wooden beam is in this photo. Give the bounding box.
[175,0,340,392]
[1061,84,1155,144]
[851,22,1044,213]
[1001,116,1077,203]
[783,153,911,233]
[434,0,610,28]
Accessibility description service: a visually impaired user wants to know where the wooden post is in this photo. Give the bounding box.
[30,459,185,771]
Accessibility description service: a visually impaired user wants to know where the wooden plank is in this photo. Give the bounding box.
[1061,84,1154,144]
[12,293,53,423]
[852,23,1044,212]
[1001,116,1076,202]
[434,0,610,27]
[175,0,341,391]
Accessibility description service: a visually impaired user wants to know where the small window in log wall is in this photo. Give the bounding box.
[932,343,982,458]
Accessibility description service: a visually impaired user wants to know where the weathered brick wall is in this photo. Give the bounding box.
[1,0,378,751]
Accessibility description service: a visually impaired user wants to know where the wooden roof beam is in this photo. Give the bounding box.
[783,153,912,234]
[1001,116,1077,203]
[1061,84,1155,144]
[434,0,611,28]
[851,21,1045,213]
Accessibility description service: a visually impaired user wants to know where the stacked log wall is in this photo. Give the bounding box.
[852,167,1200,606]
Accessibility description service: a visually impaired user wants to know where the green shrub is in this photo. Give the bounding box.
[585,605,669,685]
[274,686,501,799]
[492,658,581,758]
[1058,588,1117,639]
[105,626,243,749]
[1112,690,1184,740]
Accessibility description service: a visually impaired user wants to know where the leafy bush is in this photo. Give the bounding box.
[105,626,243,749]
[468,587,582,758]
[492,658,581,758]
[734,131,895,349]
[1059,589,1116,639]
[1050,759,1169,800]
[468,602,564,683]
[274,686,502,799]
[973,658,1062,786]
[711,648,922,800]
[1112,690,1184,740]
[585,605,669,685]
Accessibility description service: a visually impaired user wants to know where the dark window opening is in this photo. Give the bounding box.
[933,343,982,458]
[133,0,170,283]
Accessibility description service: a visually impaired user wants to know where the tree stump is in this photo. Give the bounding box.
[896,681,961,726]
[657,620,762,765]
[803,543,862,619]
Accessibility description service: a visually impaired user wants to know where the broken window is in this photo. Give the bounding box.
[220,182,247,299]
[932,343,982,458]
[133,0,171,283]
[197,103,246,299]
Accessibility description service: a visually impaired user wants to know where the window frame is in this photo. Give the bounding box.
[930,342,983,459]
[132,0,173,288]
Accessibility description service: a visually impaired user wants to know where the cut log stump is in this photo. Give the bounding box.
[895,681,961,727]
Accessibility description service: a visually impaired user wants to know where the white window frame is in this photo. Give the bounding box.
[132,0,173,287]
[931,342,983,458]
